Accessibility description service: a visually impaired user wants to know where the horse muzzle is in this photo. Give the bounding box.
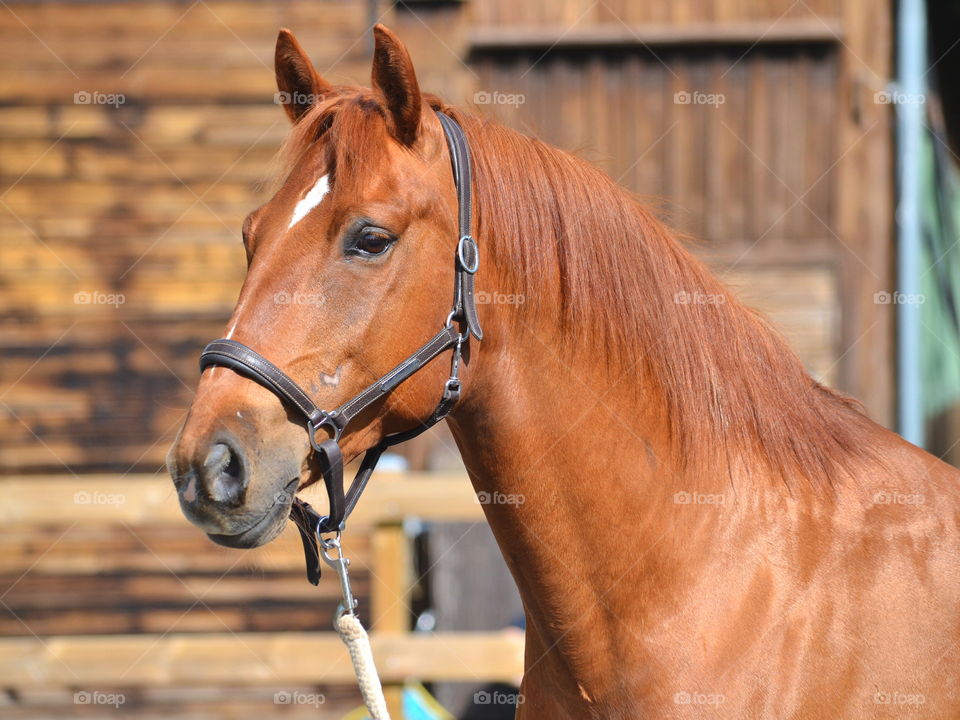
[168,427,301,545]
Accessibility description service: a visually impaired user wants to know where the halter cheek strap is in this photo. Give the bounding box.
[438,111,483,341]
[198,111,479,584]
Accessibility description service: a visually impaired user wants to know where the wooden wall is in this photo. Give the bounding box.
[474,46,845,383]
[0,2,428,474]
[467,0,893,419]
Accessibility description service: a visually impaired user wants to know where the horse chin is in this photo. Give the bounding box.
[203,474,299,549]
[206,501,289,548]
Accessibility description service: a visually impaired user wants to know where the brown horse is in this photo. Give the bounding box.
[168,24,960,719]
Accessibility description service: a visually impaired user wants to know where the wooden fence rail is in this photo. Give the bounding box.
[1,474,523,716]
[0,472,487,526]
[0,632,523,687]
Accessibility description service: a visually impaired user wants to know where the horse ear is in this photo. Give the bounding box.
[275,29,332,123]
[371,24,422,146]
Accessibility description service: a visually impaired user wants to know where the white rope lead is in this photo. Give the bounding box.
[334,612,392,720]
[321,533,392,720]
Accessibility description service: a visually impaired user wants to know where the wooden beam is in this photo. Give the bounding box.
[0,632,524,687]
[0,473,485,527]
[469,19,844,53]
[834,0,894,424]
[370,522,414,716]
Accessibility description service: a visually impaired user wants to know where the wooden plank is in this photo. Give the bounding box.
[0,474,483,526]
[0,632,525,686]
[0,1,362,37]
[0,523,370,575]
[469,19,843,51]
[474,0,844,26]
[4,687,362,719]
[429,522,525,712]
[370,524,413,632]
[833,0,894,424]
[0,602,352,638]
[370,523,413,717]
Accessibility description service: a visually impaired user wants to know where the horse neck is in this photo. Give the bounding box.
[445,305,732,699]
[440,124,880,699]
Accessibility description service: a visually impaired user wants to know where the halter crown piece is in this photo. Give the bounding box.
[198,112,481,584]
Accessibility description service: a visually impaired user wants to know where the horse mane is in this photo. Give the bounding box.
[276,90,879,488]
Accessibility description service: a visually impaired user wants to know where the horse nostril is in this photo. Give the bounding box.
[201,441,247,505]
[203,442,231,475]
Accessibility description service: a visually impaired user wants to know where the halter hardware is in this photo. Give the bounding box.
[198,111,479,584]
[320,533,356,620]
[457,234,480,274]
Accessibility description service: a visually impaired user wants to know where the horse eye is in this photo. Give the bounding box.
[355,228,394,256]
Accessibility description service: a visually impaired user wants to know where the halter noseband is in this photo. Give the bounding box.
[198,112,480,584]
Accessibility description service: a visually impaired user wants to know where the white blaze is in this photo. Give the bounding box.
[288,174,330,228]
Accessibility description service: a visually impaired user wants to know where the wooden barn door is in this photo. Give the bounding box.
[466,0,893,424]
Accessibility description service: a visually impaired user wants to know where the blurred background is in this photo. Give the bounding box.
[2,0,959,717]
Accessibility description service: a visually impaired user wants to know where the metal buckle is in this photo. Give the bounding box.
[443,377,462,403]
[456,235,479,274]
[307,411,343,451]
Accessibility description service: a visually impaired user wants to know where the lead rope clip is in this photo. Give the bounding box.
[320,532,356,618]
[319,532,392,720]
[444,332,465,403]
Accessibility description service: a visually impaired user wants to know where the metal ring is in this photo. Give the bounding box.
[444,312,470,345]
[457,235,479,274]
[315,514,342,536]
[319,530,342,554]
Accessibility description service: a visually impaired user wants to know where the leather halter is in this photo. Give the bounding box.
[198,112,480,584]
